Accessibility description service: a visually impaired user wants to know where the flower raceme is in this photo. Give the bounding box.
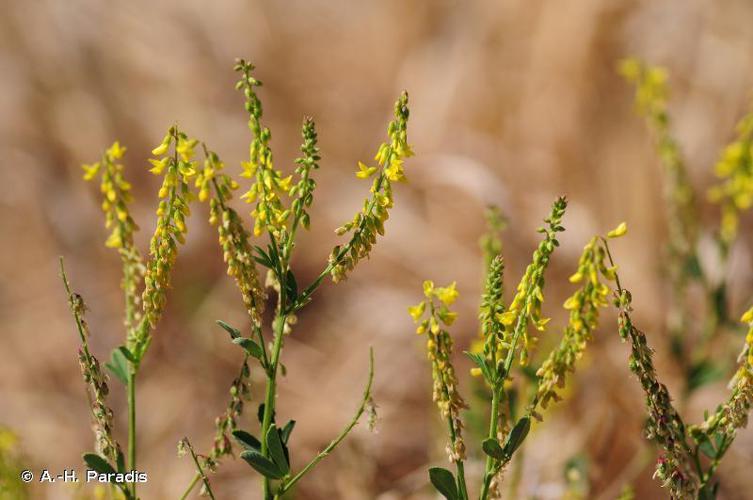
[200,146,267,325]
[330,91,413,283]
[708,112,753,250]
[410,281,466,448]
[532,234,618,411]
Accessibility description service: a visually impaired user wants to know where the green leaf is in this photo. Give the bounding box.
[266,426,290,474]
[464,351,494,382]
[684,254,703,280]
[216,320,240,339]
[232,337,264,359]
[502,416,531,459]
[105,348,128,385]
[240,450,284,479]
[83,453,116,475]
[281,420,296,444]
[698,436,716,459]
[116,449,126,473]
[257,403,275,424]
[712,284,728,324]
[117,346,136,364]
[232,430,261,452]
[687,360,725,393]
[285,269,298,301]
[428,467,458,500]
[253,246,273,268]
[481,438,505,460]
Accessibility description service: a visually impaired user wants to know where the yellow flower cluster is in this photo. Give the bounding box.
[203,147,267,325]
[409,280,466,461]
[330,91,413,283]
[533,231,620,410]
[708,113,753,249]
[700,307,753,436]
[619,57,697,264]
[82,142,145,333]
[235,59,292,238]
[82,141,138,250]
[135,127,198,355]
[497,197,567,366]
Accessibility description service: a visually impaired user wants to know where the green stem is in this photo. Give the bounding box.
[179,473,201,500]
[479,388,501,500]
[127,369,137,497]
[183,438,216,500]
[260,313,287,499]
[278,348,375,496]
[447,415,469,500]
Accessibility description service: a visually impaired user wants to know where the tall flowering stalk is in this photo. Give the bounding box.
[69,58,410,500]
[174,59,408,500]
[409,281,469,499]
[601,230,753,498]
[619,58,753,397]
[68,128,198,498]
[409,199,632,500]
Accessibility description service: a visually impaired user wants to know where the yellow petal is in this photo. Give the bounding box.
[607,222,628,239]
[408,302,426,322]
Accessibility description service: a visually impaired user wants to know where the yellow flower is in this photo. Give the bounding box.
[82,163,100,181]
[497,310,516,326]
[423,280,434,298]
[107,141,126,159]
[385,159,406,182]
[408,302,426,322]
[435,281,459,306]
[356,161,378,179]
[277,175,293,192]
[607,222,628,238]
[176,138,198,162]
[741,306,753,324]
[148,158,169,175]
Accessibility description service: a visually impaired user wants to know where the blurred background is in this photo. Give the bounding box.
[3,0,753,498]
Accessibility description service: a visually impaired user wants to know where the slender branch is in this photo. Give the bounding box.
[479,387,501,500]
[181,438,216,500]
[277,347,375,495]
[179,473,201,500]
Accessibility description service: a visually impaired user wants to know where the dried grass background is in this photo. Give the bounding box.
[3,0,753,498]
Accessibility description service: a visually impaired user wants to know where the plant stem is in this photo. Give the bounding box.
[277,348,375,496]
[446,414,469,500]
[260,313,287,499]
[127,369,137,497]
[479,387,501,500]
[182,437,216,500]
[179,473,201,500]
